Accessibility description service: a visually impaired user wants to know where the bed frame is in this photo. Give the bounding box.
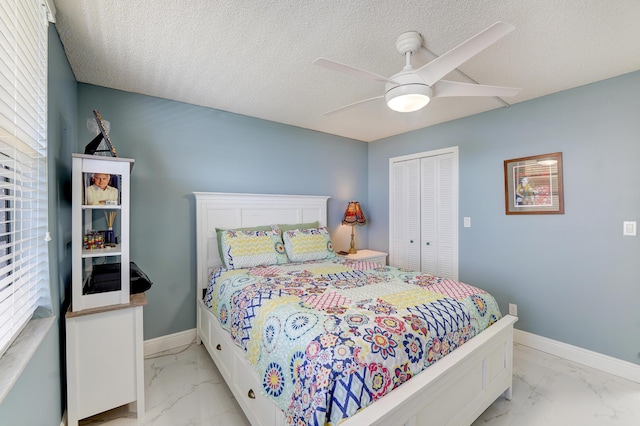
[194,192,517,426]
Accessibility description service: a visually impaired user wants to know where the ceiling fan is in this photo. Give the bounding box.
[313,21,521,115]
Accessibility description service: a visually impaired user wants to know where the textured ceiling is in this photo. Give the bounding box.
[52,0,640,142]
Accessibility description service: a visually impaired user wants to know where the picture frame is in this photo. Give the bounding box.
[84,110,119,157]
[504,152,564,215]
[83,172,121,206]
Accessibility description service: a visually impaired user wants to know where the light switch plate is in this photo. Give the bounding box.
[623,221,636,236]
[463,217,471,228]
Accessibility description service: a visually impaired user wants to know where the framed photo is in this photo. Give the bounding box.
[84,110,119,157]
[504,152,564,215]
[83,172,121,206]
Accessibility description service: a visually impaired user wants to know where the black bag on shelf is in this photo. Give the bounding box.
[89,263,120,293]
[88,261,153,294]
[130,261,153,294]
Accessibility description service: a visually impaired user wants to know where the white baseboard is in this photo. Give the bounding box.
[514,329,640,384]
[144,328,196,357]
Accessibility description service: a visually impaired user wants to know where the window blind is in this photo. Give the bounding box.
[0,0,51,358]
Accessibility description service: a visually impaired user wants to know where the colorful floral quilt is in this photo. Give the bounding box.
[204,258,501,425]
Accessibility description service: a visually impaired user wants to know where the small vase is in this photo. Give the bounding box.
[105,227,115,246]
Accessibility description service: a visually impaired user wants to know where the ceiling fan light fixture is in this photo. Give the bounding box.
[385,84,432,112]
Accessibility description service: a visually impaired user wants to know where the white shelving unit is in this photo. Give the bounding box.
[67,153,145,425]
[71,153,134,311]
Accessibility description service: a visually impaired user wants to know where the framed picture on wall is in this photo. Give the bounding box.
[504,152,564,215]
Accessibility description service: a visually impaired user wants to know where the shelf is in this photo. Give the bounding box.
[82,245,121,258]
[82,204,122,210]
[66,293,147,319]
[72,152,135,170]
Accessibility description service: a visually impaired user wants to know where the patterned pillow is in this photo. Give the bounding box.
[282,227,336,262]
[220,229,288,269]
[215,225,272,262]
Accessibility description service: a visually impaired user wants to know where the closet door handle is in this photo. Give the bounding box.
[410,240,414,243]
[248,389,256,399]
[425,242,430,246]
[216,344,222,351]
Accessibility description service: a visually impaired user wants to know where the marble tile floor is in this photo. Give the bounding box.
[80,342,640,426]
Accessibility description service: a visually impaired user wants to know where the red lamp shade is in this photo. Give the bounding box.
[341,201,366,226]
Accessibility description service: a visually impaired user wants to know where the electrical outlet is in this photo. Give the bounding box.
[509,303,518,316]
[623,221,636,236]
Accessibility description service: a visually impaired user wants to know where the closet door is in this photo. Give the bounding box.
[420,153,457,279]
[420,156,437,274]
[390,159,420,270]
[389,147,458,280]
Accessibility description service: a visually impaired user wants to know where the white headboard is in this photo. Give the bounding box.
[194,192,330,295]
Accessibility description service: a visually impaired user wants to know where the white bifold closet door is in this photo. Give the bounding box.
[391,158,421,271]
[390,148,458,280]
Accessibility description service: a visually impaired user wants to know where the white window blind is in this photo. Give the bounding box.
[0,0,51,358]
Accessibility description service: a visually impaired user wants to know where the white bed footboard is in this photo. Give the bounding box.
[198,297,516,426]
[341,314,517,426]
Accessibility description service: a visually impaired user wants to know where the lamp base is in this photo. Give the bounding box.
[348,225,357,254]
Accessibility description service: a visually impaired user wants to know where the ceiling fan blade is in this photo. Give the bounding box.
[415,21,515,86]
[433,80,521,98]
[322,95,384,115]
[313,58,396,84]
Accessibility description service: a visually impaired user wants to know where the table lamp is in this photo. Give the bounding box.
[341,201,366,254]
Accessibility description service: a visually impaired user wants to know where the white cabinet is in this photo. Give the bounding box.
[67,154,144,424]
[65,294,146,425]
[389,147,459,279]
[341,249,388,265]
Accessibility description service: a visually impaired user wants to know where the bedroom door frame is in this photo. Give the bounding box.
[388,146,459,279]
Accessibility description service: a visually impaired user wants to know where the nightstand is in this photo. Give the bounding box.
[66,293,146,425]
[341,249,388,265]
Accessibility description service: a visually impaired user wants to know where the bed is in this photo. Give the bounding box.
[194,192,517,425]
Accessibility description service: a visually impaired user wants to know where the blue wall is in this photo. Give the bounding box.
[75,86,369,339]
[368,71,640,365]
